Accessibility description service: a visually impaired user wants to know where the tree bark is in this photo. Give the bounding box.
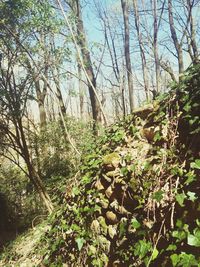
[121,0,135,112]
[53,67,67,115]
[35,77,47,128]
[152,0,160,92]
[168,0,184,74]
[77,60,84,119]
[186,0,199,63]
[17,117,53,213]
[132,0,150,100]
[74,0,101,127]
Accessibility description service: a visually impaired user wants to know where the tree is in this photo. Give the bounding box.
[132,0,150,99]
[168,0,184,74]
[58,0,103,129]
[121,0,135,111]
[0,52,53,213]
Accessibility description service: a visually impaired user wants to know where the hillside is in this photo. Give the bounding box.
[1,63,200,266]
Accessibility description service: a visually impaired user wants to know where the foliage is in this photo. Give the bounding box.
[0,162,44,231]
[1,64,200,265]
[35,64,200,266]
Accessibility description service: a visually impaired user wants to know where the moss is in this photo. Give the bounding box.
[102,152,121,167]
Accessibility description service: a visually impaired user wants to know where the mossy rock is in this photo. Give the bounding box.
[102,152,121,168]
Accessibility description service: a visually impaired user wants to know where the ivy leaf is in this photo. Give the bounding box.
[190,159,200,170]
[170,254,180,266]
[184,171,196,185]
[176,192,186,207]
[134,240,151,259]
[75,237,85,251]
[152,190,164,202]
[166,244,177,251]
[187,234,200,247]
[188,229,200,247]
[131,218,141,229]
[152,248,159,260]
[119,220,127,237]
[72,186,80,196]
[172,230,187,241]
[187,191,197,202]
[120,167,129,176]
[179,253,198,266]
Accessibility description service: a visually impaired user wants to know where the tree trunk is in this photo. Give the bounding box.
[132,0,150,100]
[75,0,101,127]
[17,118,53,213]
[53,67,67,115]
[168,0,184,74]
[77,60,84,119]
[186,0,199,63]
[35,79,47,128]
[152,0,160,92]
[121,0,135,112]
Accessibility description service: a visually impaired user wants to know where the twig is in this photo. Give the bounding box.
[147,217,166,267]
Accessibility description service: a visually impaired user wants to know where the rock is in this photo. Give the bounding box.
[98,235,111,253]
[112,260,121,267]
[115,177,126,185]
[99,198,109,209]
[88,245,97,255]
[98,216,108,235]
[110,200,119,210]
[106,170,119,178]
[108,225,117,239]
[94,180,104,191]
[141,127,155,142]
[132,103,154,119]
[103,153,121,169]
[102,174,112,183]
[106,211,118,224]
[105,186,113,199]
[118,205,130,215]
[91,219,100,233]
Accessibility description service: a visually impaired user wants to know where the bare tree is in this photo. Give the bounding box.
[152,0,161,92]
[133,0,150,99]
[0,56,53,213]
[121,0,135,112]
[65,0,102,128]
[168,0,184,74]
[186,0,199,62]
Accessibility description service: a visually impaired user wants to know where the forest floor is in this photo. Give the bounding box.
[0,222,49,267]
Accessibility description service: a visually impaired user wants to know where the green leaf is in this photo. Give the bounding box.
[176,192,187,207]
[184,171,196,185]
[170,254,180,266]
[131,218,141,229]
[134,240,151,259]
[166,244,177,251]
[188,229,200,247]
[153,131,162,141]
[152,248,159,260]
[172,230,187,241]
[183,102,191,112]
[75,237,85,251]
[179,253,198,266]
[187,191,197,202]
[72,186,80,196]
[119,220,127,237]
[152,190,164,202]
[120,167,129,176]
[187,234,200,247]
[191,159,200,170]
